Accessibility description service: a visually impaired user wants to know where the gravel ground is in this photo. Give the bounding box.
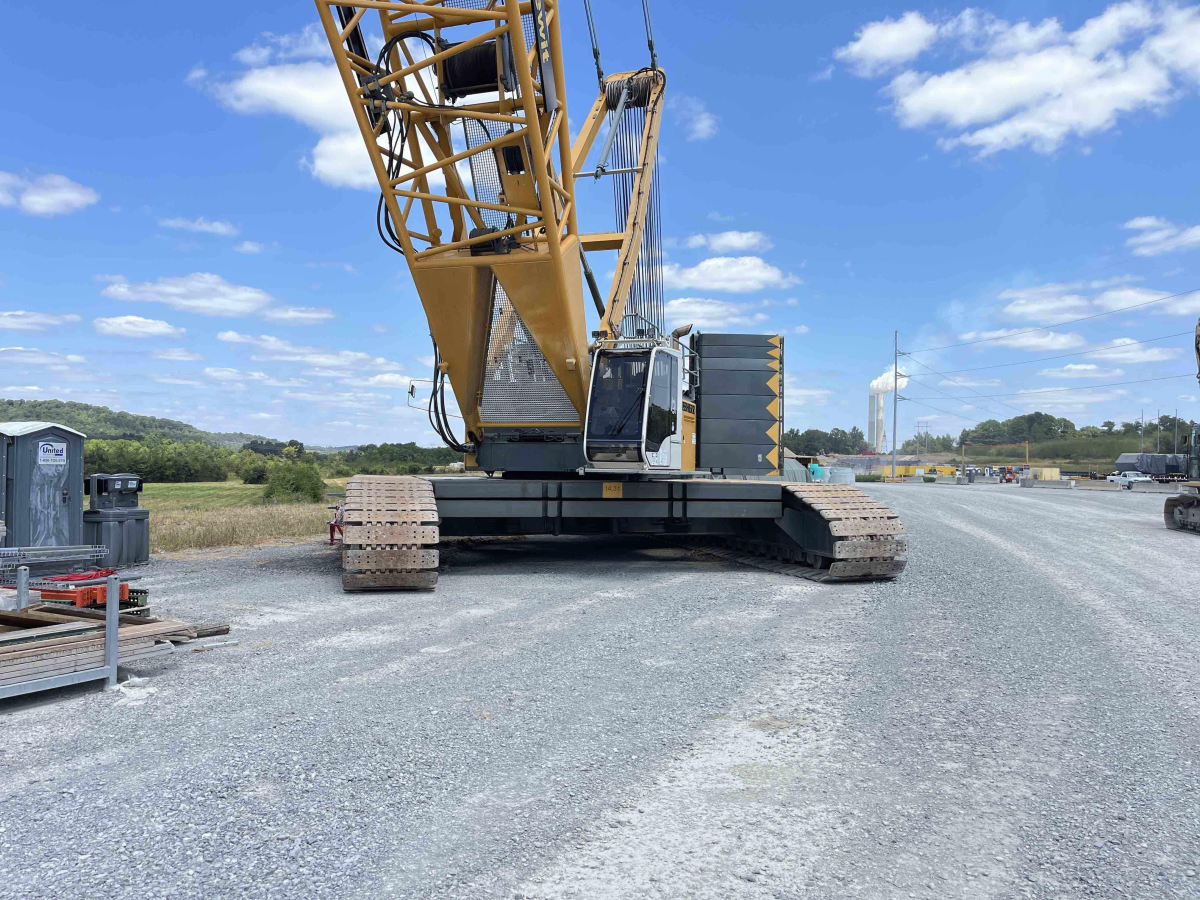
[2,483,1199,899]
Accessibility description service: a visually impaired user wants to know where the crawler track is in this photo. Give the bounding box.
[339,475,439,591]
[1165,486,1200,534]
[688,483,907,582]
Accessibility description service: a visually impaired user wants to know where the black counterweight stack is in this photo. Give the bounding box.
[692,333,785,477]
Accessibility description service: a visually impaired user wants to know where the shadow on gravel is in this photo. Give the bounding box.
[441,534,700,573]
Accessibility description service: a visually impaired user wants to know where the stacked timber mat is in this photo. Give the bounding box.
[687,483,907,582]
[340,475,439,591]
[0,606,194,689]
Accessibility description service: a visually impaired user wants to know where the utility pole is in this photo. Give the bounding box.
[1175,409,1179,454]
[892,330,899,480]
[1157,408,1161,453]
[1140,410,1144,452]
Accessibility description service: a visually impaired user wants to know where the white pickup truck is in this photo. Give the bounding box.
[1107,471,1154,489]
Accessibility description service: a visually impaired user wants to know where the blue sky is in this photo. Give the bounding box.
[3,1,1200,447]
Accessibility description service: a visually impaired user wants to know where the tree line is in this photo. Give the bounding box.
[898,412,1196,455]
[82,435,464,483]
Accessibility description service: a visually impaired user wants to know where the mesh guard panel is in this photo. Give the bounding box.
[480,281,579,423]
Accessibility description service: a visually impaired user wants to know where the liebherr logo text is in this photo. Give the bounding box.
[534,0,550,63]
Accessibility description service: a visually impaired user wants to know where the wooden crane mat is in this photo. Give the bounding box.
[340,475,440,591]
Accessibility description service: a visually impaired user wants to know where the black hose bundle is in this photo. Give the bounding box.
[428,341,473,454]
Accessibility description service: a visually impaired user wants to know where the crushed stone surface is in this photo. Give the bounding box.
[1,484,1198,898]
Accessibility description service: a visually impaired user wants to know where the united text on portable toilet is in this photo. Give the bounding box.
[0,422,85,548]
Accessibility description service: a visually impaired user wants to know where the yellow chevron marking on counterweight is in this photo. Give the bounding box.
[768,335,781,348]
[766,446,779,467]
[767,347,780,359]
[766,373,780,394]
[765,397,780,417]
[765,422,780,442]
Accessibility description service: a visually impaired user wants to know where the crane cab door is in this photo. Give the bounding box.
[584,347,682,469]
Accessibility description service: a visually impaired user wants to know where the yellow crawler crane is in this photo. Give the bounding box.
[315,0,907,590]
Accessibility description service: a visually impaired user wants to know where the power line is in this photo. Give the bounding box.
[905,374,1020,420]
[932,331,1192,374]
[906,372,1194,400]
[904,352,1029,416]
[904,287,1200,355]
[901,397,981,423]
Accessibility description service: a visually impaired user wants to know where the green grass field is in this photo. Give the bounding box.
[141,480,344,553]
[140,481,266,511]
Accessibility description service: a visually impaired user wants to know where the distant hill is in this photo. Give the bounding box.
[0,399,271,449]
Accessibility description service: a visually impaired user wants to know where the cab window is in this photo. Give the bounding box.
[645,351,677,453]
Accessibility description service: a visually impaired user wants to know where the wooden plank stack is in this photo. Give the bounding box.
[0,606,194,689]
[340,475,440,591]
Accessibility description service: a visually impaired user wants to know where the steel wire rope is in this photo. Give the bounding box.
[902,374,1022,420]
[903,353,1029,416]
[901,398,982,424]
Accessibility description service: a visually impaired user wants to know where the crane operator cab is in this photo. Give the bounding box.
[583,343,682,471]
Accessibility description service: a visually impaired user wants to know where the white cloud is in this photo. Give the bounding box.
[685,231,773,252]
[958,328,1085,350]
[235,24,328,67]
[1089,336,1181,363]
[789,388,833,406]
[0,172,99,217]
[1124,215,1200,257]
[184,66,208,85]
[841,3,1200,156]
[159,216,239,236]
[218,331,403,371]
[210,58,465,193]
[1179,394,1198,403]
[283,389,392,410]
[1037,363,1125,378]
[417,354,435,368]
[663,256,800,293]
[999,283,1090,322]
[262,377,310,387]
[792,325,811,335]
[153,347,203,361]
[152,375,203,386]
[938,377,1000,387]
[234,241,264,254]
[0,312,82,331]
[249,412,281,419]
[0,347,86,368]
[93,315,184,338]
[670,95,718,141]
[203,366,267,382]
[665,298,770,330]
[260,306,335,324]
[103,272,276,316]
[351,373,413,388]
[835,11,940,76]
[1015,387,1129,409]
